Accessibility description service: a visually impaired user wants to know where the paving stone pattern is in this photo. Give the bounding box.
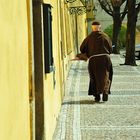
[53,54,140,140]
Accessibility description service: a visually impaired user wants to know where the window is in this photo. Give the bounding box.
[43,4,53,73]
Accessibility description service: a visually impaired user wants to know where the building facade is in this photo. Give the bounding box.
[0,0,90,140]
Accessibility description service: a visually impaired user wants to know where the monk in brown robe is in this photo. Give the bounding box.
[79,21,113,102]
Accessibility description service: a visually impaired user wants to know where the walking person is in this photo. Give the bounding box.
[79,21,113,102]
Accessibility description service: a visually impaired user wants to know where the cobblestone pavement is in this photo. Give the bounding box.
[53,54,140,140]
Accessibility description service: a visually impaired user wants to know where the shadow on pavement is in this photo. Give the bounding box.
[62,100,105,105]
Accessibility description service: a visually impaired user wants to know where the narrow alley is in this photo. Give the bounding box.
[53,54,140,140]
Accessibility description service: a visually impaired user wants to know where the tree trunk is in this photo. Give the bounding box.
[125,0,136,66]
[112,6,122,54]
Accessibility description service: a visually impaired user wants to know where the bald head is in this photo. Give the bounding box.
[91,21,101,32]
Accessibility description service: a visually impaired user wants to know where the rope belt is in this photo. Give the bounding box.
[88,53,110,62]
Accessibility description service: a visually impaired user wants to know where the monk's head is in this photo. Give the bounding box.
[92,21,101,32]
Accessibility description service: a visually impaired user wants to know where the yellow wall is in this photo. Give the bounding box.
[0,0,30,140]
[78,14,87,46]
[43,1,62,140]
[36,1,86,140]
[0,0,88,140]
[42,1,76,140]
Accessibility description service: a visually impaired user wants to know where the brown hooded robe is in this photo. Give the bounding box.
[80,31,113,96]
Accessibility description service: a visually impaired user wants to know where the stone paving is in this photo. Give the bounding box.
[53,54,140,140]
